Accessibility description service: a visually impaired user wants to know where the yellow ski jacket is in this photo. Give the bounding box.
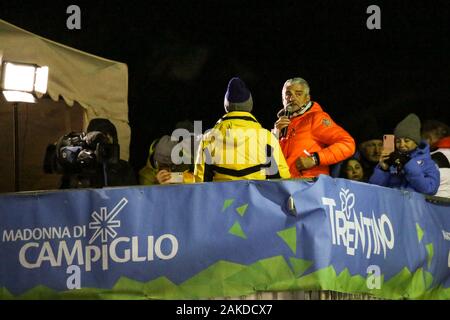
[195,111,291,182]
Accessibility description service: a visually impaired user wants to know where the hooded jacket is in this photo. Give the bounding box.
[138,139,160,185]
[369,142,440,195]
[195,111,291,182]
[279,102,355,178]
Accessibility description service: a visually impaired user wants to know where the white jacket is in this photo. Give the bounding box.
[431,148,450,198]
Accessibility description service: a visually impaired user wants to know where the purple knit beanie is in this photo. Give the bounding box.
[224,77,253,113]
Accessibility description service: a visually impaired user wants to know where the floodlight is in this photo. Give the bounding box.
[1,61,49,103]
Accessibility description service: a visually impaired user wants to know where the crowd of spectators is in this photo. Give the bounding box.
[48,76,448,198]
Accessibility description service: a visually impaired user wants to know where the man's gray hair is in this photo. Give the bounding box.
[282,77,310,96]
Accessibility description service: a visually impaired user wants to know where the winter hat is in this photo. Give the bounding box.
[353,116,383,144]
[154,135,178,165]
[224,77,253,113]
[394,113,421,145]
[87,118,118,143]
[175,119,195,133]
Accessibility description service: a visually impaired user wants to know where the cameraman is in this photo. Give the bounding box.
[59,118,136,189]
[369,114,440,195]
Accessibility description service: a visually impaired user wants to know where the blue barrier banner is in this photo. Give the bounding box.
[0,175,449,299]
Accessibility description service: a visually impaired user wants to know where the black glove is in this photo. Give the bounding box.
[84,131,109,148]
[77,149,97,168]
[386,150,411,169]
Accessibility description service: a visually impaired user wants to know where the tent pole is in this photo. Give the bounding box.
[13,102,19,192]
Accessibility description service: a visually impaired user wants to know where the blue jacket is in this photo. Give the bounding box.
[369,142,440,195]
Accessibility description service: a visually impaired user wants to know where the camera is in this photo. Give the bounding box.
[385,150,410,169]
[44,131,119,175]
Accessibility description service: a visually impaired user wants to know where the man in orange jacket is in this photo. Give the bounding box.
[274,77,355,178]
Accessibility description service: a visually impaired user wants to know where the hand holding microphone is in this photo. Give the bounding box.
[275,106,293,138]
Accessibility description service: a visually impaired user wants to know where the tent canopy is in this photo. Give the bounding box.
[0,18,130,160]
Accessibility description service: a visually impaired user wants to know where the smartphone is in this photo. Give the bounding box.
[383,134,395,154]
[167,172,184,184]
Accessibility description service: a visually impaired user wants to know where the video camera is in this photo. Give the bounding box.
[44,131,119,175]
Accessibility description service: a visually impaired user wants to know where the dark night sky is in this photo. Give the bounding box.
[1,0,449,171]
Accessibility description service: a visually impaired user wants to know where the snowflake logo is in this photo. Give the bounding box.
[88,198,128,244]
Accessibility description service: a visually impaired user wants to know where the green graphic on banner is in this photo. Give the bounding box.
[416,223,424,243]
[426,243,434,270]
[277,227,297,254]
[228,221,247,239]
[3,255,450,300]
[222,199,234,212]
[0,288,13,299]
[289,257,313,277]
[235,204,248,217]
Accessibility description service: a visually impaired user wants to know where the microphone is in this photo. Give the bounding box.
[280,106,293,138]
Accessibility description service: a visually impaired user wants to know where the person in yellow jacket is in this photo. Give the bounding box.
[138,138,160,185]
[139,135,195,184]
[195,77,291,182]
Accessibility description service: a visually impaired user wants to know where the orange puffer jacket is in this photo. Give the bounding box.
[280,102,355,178]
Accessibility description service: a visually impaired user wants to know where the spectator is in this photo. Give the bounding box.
[195,77,290,182]
[421,120,450,151]
[138,138,161,185]
[369,114,440,195]
[330,116,383,178]
[354,117,384,179]
[421,120,450,197]
[153,135,195,184]
[339,158,365,182]
[139,120,196,185]
[274,77,355,178]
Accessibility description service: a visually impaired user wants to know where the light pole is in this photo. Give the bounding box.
[12,101,19,191]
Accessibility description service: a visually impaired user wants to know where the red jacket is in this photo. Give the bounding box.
[280,102,355,178]
[436,136,450,149]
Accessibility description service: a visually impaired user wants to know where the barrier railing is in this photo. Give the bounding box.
[212,290,381,300]
[0,176,449,299]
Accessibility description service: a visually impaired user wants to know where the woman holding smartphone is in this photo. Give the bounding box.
[369,113,440,195]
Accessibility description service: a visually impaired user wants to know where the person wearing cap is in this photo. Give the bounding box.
[139,120,196,185]
[194,77,290,182]
[273,77,355,178]
[369,113,440,195]
[353,117,384,180]
[153,135,194,184]
[138,138,161,185]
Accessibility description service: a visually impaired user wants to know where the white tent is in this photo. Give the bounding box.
[0,19,131,192]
